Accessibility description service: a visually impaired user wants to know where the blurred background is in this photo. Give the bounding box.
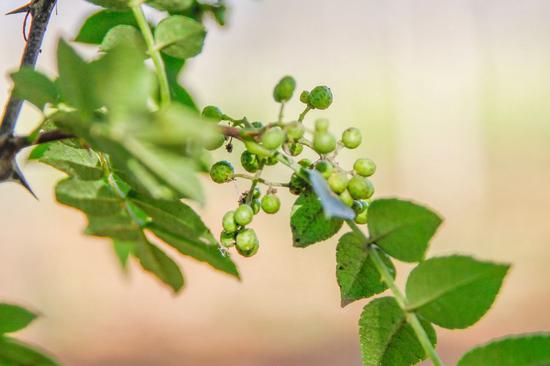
[1,0,550,365]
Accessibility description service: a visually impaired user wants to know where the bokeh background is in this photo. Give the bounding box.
[1,0,550,365]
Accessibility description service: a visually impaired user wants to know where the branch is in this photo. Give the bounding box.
[0,0,58,136]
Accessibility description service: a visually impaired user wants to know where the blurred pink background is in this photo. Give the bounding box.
[1,1,550,365]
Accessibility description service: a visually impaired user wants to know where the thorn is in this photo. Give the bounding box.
[6,3,32,15]
[11,159,38,199]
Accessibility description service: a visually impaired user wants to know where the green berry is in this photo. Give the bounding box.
[298,158,312,169]
[263,155,278,166]
[251,121,264,129]
[353,158,376,177]
[252,199,261,214]
[241,150,261,173]
[205,133,225,151]
[348,176,374,200]
[354,202,369,225]
[236,228,259,257]
[352,200,365,214]
[220,231,235,248]
[289,173,308,195]
[314,118,329,132]
[339,189,354,207]
[273,75,296,102]
[315,160,333,178]
[253,186,261,199]
[261,194,281,214]
[222,211,238,233]
[209,160,234,183]
[234,204,254,226]
[342,127,362,149]
[308,85,333,110]
[313,131,336,154]
[201,105,223,122]
[284,142,303,156]
[328,172,349,194]
[261,127,285,150]
[299,90,310,104]
[285,122,305,141]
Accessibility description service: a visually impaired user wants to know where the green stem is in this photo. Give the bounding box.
[131,4,171,107]
[346,220,444,366]
[298,106,311,122]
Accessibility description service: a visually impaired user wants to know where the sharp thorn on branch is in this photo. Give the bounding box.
[12,159,37,199]
[6,3,32,16]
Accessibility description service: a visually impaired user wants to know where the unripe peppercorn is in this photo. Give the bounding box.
[313,131,336,154]
[353,158,376,177]
[251,121,264,129]
[348,175,375,200]
[298,158,313,169]
[308,85,333,110]
[284,142,304,157]
[273,76,296,102]
[300,90,310,104]
[236,228,259,257]
[220,231,236,248]
[205,133,225,151]
[252,199,261,214]
[354,201,369,225]
[222,210,238,233]
[261,127,285,150]
[209,160,234,183]
[328,172,349,194]
[201,105,223,122]
[315,160,333,179]
[234,204,254,226]
[241,150,261,173]
[342,127,362,149]
[285,122,305,141]
[261,194,281,214]
[314,118,330,132]
[339,189,354,207]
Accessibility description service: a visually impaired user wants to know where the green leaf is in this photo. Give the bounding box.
[75,10,138,44]
[406,255,510,329]
[290,192,343,247]
[57,39,99,115]
[146,0,193,12]
[130,195,239,278]
[0,304,36,334]
[154,15,206,60]
[100,25,146,55]
[90,45,156,116]
[10,68,58,110]
[0,337,59,366]
[134,240,184,292]
[113,241,133,269]
[367,199,442,262]
[359,297,436,366]
[308,169,355,220]
[457,333,550,366]
[336,232,394,306]
[30,142,104,180]
[55,178,121,216]
[162,53,197,110]
[85,212,142,241]
[85,0,130,10]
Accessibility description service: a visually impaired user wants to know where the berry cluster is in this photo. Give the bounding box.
[206,76,376,257]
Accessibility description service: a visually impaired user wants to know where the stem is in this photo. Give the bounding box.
[1,0,58,136]
[298,106,311,122]
[278,102,285,122]
[131,4,171,107]
[346,220,444,366]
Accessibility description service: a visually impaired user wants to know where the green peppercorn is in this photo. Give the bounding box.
[222,210,238,233]
[348,175,374,200]
[262,127,285,150]
[313,131,336,154]
[234,204,254,226]
[236,228,260,257]
[273,75,296,102]
[353,158,376,177]
[308,85,333,110]
[209,160,234,183]
[328,172,349,194]
[315,160,333,178]
[342,127,362,149]
[261,194,281,214]
[241,150,261,173]
[201,105,223,122]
